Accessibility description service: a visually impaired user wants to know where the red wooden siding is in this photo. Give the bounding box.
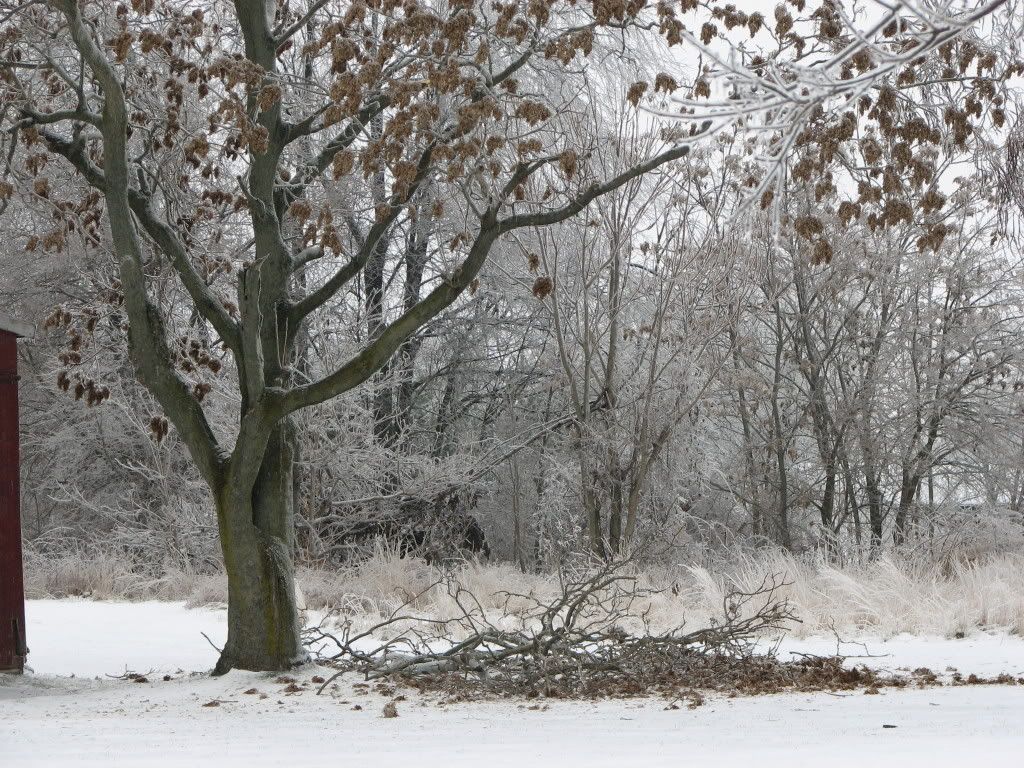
[0,330,26,672]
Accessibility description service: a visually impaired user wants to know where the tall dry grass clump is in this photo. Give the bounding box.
[679,550,1024,637]
[23,544,1024,638]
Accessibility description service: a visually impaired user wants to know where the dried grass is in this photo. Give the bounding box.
[23,545,1024,638]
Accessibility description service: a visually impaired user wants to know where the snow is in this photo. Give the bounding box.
[2,599,1024,767]
[20,599,226,677]
[774,633,1024,679]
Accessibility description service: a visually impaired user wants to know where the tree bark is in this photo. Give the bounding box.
[214,420,303,674]
[893,467,920,547]
[866,469,884,549]
[770,307,792,550]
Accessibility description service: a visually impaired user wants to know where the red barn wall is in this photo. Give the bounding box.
[0,329,26,672]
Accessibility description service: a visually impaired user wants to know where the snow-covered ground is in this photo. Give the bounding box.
[2,599,1024,767]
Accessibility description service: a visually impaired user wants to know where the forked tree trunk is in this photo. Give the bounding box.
[213,421,304,675]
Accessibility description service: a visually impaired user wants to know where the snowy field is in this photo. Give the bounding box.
[2,600,1024,767]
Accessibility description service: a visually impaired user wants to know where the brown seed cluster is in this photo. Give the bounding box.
[149,415,170,442]
[45,305,117,408]
[532,275,554,300]
[777,27,1013,262]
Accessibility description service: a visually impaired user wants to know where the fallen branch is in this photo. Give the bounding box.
[306,556,802,697]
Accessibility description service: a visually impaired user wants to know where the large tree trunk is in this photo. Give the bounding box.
[214,421,303,674]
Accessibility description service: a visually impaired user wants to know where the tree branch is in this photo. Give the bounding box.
[499,122,713,233]
[282,209,500,413]
[54,0,225,487]
[39,130,243,357]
